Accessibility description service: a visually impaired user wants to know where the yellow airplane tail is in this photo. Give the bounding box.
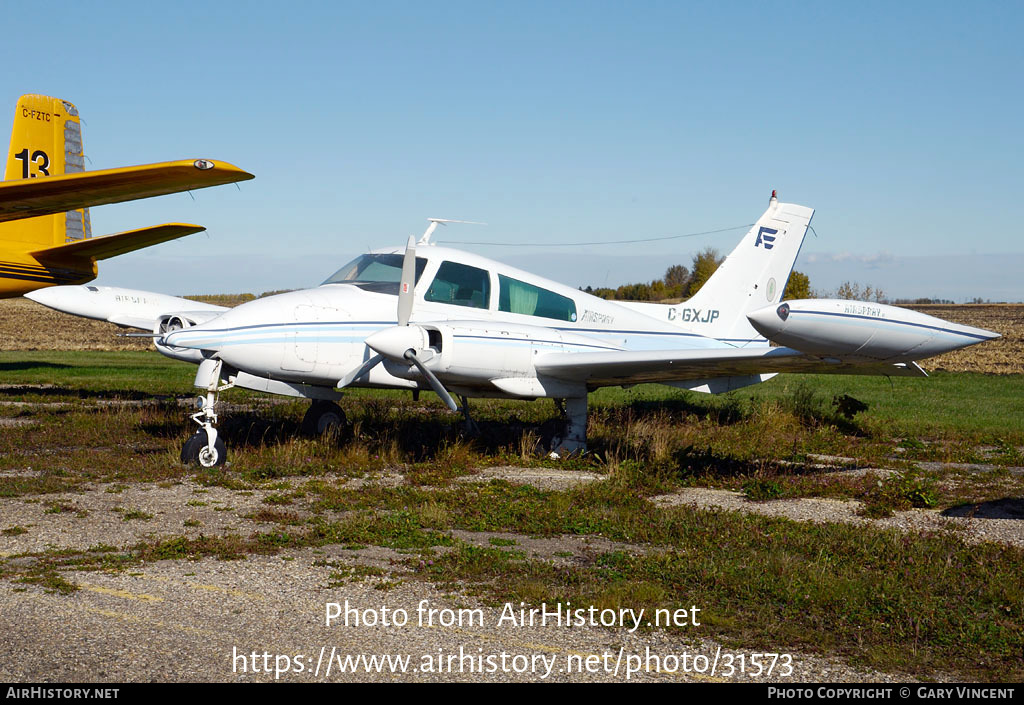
[2,94,92,250]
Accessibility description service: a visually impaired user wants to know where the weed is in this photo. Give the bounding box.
[327,564,386,587]
[742,478,785,501]
[785,382,825,424]
[19,572,78,594]
[860,472,939,518]
[418,502,451,529]
[247,509,304,525]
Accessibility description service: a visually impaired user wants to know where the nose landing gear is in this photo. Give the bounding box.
[181,359,234,468]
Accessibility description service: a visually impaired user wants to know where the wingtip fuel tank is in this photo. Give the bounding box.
[747,299,999,362]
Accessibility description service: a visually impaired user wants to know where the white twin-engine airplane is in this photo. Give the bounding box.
[27,194,999,467]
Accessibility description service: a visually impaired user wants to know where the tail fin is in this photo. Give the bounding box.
[681,192,813,343]
[2,95,91,249]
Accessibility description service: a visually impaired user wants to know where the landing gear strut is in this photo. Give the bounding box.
[550,396,587,456]
[459,395,480,436]
[181,359,234,468]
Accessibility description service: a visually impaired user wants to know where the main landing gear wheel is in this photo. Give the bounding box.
[181,432,227,467]
[302,400,349,439]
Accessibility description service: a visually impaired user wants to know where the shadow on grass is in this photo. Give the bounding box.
[0,362,72,372]
[943,498,1024,521]
[137,391,871,469]
[185,408,556,462]
[620,392,868,435]
[659,444,815,480]
[0,385,175,402]
[623,396,748,425]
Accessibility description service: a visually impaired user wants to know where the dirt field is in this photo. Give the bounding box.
[906,304,1022,374]
[2,297,1019,373]
[0,298,152,352]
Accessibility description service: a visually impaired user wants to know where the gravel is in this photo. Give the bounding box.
[651,488,1024,548]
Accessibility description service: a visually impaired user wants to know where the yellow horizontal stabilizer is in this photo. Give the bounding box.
[0,159,253,223]
[31,223,205,262]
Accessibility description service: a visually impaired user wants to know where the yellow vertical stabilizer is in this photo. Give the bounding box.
[2,94,91,251]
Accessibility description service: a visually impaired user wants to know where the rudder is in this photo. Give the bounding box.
[678,192,814,344]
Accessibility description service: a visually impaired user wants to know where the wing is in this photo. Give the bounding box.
[30,223,204,262]
[535,346,926,387]
[0,159,253,223]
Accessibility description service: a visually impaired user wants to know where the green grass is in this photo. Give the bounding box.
[0,351,196,396]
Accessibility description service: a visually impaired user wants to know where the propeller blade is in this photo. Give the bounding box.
[397,235,416,326]
[404,349,459,412]
[338,353,385,389]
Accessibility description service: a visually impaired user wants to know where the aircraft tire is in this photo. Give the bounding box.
[181,432,227,467]
[302,400,349,440]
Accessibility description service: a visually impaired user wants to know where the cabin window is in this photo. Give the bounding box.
[498,275,577,322]
[424,261,491,309]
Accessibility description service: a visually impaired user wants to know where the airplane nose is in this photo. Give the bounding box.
[25,285,103,319]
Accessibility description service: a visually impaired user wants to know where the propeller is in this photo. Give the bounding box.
[337,235,460,412]
[337,352,385,388]
[404,349,458,411]
[397,235,416,326]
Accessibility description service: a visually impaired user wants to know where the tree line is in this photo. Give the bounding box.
[577,248,956,305]
[581,247,813,302]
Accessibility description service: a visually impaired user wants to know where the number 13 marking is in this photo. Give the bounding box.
[14,148,50,178]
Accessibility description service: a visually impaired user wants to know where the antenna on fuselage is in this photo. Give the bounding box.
[418,218,486,245]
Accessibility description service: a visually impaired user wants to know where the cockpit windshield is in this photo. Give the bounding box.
[321,254,428,293]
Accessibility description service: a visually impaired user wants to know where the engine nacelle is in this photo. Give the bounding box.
[154,314,208,363]
[747,299,998,362]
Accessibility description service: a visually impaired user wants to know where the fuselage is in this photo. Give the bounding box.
[161,245,743,397]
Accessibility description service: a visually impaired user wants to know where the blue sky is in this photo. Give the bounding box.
[3,1,1021,300]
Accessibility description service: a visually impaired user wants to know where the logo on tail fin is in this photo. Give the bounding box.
[754,226,778,249]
